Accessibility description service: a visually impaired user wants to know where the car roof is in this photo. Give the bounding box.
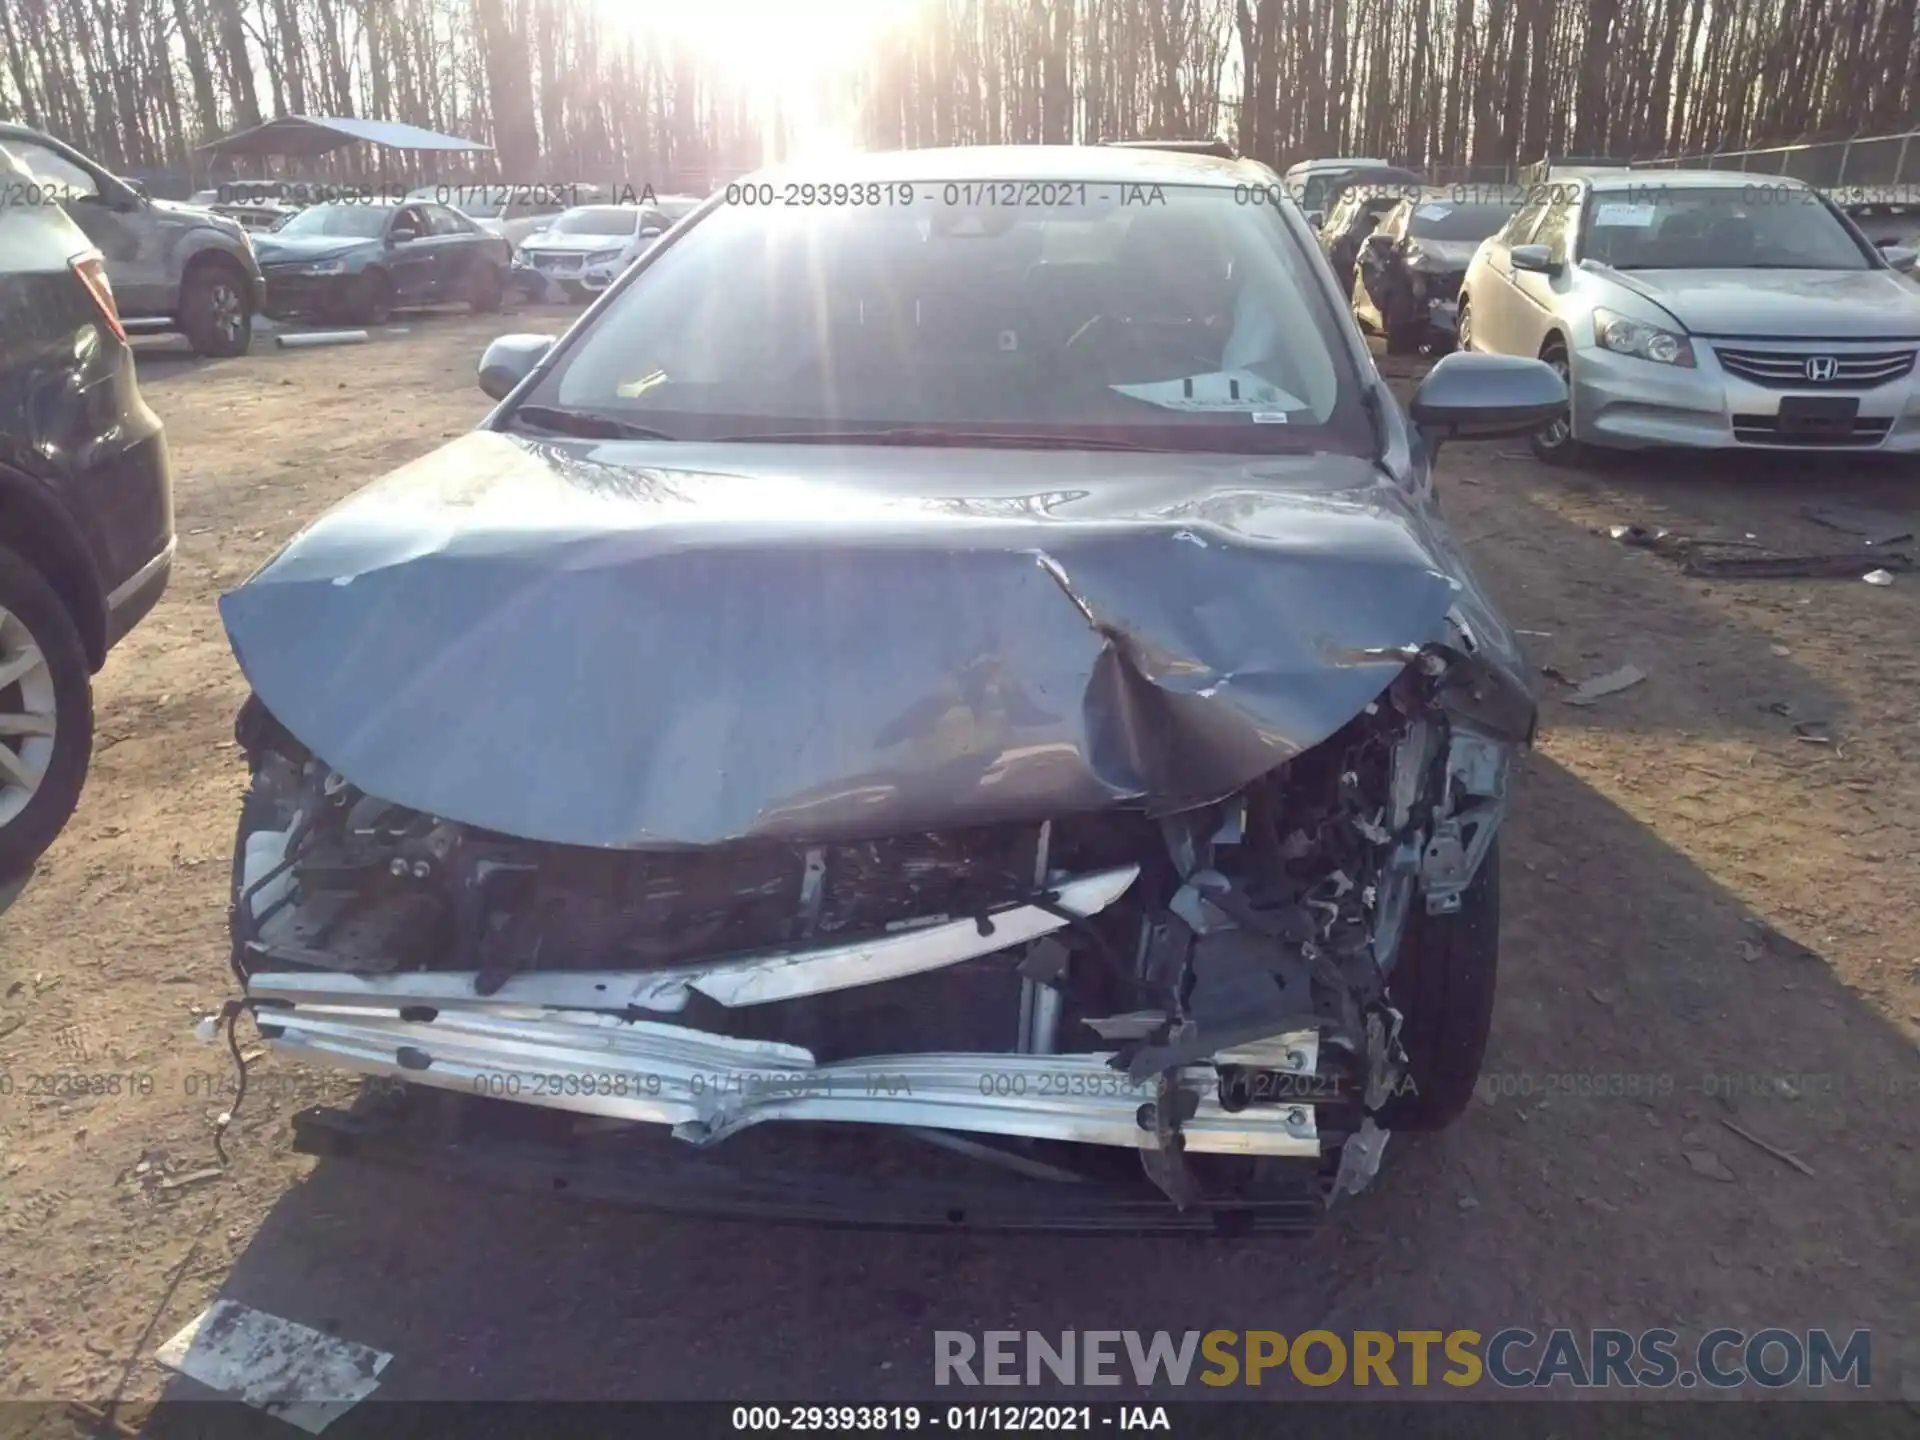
[1585,168,1812,192]
[742,144,1268,189]
[1285,157,1391,177]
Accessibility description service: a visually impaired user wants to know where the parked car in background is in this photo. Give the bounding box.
[407,185,570,247]
[1283,156,1395,226]
[1459,169,1920,463]
[1839,196,1920,255]
[219,143,1566,1231]
[0,123,263,357]
[511,203,670,298]
[1318,180,1420,297]
[651,193,706,225]
[0,141,174,876]
[253,199,511,324]
[1353,188,1522,352]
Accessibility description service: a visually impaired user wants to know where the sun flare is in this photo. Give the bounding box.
[601,0,919,159]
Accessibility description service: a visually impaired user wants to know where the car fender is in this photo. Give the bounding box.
[166,222,260,289]
[0,463,107,668]
[1571,262,1692,345]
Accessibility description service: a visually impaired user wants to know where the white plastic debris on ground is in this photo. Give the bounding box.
[155,1299,392,1433]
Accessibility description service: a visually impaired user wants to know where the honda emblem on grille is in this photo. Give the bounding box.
[1805,355,1839,381]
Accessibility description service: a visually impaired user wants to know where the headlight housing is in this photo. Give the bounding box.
[586,249,626,266]
[297,259,347,277]
[511,249,534,268]
[1593,307,1695,367]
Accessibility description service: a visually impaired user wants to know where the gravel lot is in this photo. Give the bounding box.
[1,309,1916,1417]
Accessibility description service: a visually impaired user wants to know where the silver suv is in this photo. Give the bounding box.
[1459,168,1920,462]
[0,124,266,357]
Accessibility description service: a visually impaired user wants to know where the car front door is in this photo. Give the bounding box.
[9,137,171,315]
[423,203,480,294]
[1470,196,1547,354]
[1508,193,1580,358]
[383,205,438,304]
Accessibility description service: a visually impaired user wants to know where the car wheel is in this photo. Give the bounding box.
[1529,345,1589,465]
[179,262,253,358]
[0,544,93,877]
[351,271,394,326]
[466,261,505,314]
[1379,839,1500,1131]
[1455,297,1474,352]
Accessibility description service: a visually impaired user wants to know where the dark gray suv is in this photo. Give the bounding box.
[0,123,266,357]
[0,141,175,877]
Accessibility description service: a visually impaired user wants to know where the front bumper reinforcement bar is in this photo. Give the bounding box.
[255,1001,1322,1156]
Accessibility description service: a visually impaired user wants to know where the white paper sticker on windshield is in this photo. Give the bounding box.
[1109,371,1305,414]
[1594,202,1656,228]
[1414,203,1453,221]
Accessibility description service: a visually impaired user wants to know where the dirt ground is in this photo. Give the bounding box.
[0,308,1916,1417]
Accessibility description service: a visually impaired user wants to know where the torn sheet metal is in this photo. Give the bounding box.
[219,432,1533,848]
[155,1300,391,1434]
[257,1003,1322,1156]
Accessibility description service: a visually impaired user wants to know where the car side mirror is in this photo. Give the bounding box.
[478,333,556,401]
[1878,243,1917,273]
[1409,352,1567,455]
[1305,210,1325,229]
[390,227,419,244]
[122,177,149,200]
[1511,243,1559,275]
[639,227,664,241]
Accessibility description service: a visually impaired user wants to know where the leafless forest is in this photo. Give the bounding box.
[0,0,1917,188]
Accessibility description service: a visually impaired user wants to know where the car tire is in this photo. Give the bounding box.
[179,261,253,358]
[0,544,94,878]
[1529,344,1591,466]
[351,271,394,326]
[1379,839,1500,1132]
[1455,296,1475,352]
[466,261,505,314]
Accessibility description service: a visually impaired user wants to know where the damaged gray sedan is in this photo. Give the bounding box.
[217,146,1565,1233]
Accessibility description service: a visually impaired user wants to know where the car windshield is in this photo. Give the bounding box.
[274,203,393,238]
[526,181,1362,451]
[551,206,640,236]
[1582,186,1873,270]
[1409,200,1518,241]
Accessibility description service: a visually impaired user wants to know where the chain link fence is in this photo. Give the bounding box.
[1630,131,1920,190]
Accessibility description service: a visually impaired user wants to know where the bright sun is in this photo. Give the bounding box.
[603,0,919,159]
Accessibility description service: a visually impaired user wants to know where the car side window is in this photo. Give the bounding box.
[392,205,428,237]
[8,139,98,200]
[1500,199,1547,245]
[1533,197,1576,263]
[428,204,472,235]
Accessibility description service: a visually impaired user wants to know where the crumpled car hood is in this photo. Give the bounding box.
[220,432,1528,848]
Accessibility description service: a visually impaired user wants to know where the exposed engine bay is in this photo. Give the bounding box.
[228,636,1520,1215]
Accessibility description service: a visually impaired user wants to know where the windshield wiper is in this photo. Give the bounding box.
[710,428,1175,452]
[506,405,679,441]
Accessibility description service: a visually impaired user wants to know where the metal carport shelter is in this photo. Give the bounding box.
[197,116,491,160]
